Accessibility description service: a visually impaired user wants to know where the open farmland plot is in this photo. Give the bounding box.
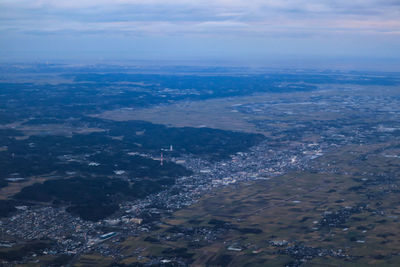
[85,142,400,266]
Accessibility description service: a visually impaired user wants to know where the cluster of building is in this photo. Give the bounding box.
[2,87,400,264]
[0,135,326,262]
[278,243,349,266]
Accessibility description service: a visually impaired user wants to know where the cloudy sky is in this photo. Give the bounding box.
[1,0,399,68]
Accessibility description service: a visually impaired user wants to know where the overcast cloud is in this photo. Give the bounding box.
[1,0,399,68]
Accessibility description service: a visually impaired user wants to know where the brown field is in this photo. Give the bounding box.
[96,85,396,137]
[75,142,400,266]
[96,90,348,136]
[0,177,52,200]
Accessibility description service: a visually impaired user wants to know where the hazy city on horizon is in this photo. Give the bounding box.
[1,0,400,71]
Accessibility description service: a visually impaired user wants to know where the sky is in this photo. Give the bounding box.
[1,0,399,69]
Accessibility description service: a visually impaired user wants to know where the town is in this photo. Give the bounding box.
[0,66,399,266]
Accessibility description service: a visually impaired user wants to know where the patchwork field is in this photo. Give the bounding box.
[97,85,396,136]
[76,142,400,266]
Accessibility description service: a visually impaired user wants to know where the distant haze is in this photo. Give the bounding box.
[1,0,399,70]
